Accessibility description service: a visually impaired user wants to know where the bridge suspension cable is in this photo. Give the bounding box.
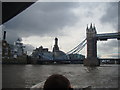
[74,42,87,54]
[66,38,87,54]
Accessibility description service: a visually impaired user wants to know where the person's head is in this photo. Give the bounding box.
[43,74,72,90]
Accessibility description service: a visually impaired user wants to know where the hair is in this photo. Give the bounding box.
[43,74,72,90]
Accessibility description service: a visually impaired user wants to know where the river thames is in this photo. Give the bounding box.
[2,64,119,89]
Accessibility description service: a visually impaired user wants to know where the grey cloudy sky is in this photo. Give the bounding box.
[2,1,119,58]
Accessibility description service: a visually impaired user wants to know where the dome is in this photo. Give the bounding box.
[53,50,68,60]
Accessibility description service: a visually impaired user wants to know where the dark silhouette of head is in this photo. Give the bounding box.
[43,74,72,90]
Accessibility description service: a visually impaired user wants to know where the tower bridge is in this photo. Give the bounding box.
[67,23,119,66]
[84,24,120,66]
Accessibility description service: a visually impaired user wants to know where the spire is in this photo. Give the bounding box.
[86,24,88,30]
[90,23,92,29]
[93,24,96,30]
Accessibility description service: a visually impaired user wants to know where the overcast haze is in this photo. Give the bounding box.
[1,2,119,58]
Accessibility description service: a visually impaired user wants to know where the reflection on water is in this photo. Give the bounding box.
[85,66,99,73]
[2,64,119,88]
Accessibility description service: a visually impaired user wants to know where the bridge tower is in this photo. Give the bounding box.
[84,23,100,66]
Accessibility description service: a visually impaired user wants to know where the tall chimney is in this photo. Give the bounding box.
[3,31,6,40]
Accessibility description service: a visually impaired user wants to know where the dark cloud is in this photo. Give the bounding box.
[100,2,118,30]
[3,2,79,43]
[4,2,118,44]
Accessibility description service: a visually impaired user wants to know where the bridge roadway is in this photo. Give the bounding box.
[96,33,120,40]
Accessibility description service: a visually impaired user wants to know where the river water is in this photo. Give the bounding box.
[2,64,119,88]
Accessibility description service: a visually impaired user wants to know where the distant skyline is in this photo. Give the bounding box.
[1,1,119,58]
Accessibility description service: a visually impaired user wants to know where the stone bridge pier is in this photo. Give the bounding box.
[84,24,100,66]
